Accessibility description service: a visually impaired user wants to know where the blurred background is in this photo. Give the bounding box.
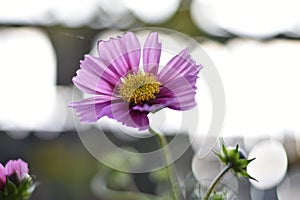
[1,0,300,199]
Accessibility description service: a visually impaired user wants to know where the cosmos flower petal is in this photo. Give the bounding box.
[130,110,149,130]
[154,75,198,110]
[166,75,198,110]
[98,32,141,77]
[111,102,149,130]
[73,67,114,95]
[143,32,162,75]
[150,93,178,109]
[5,159,29,180]
[0,164,5,190]
[79,55,121,86]
[132,104,165,113]
[69,96,119,123]
[159,48,202,84]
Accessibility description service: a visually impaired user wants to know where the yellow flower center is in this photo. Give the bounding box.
[119,72,161,105]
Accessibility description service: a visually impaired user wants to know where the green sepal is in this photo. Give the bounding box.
[0,176,35,200]
[217,143,256,181]
[221,144,228,159]
[4,178,18,198]
[17,177,34,200]
[239,170,257,182]
[216,152,225,164]
[236,159,249,169]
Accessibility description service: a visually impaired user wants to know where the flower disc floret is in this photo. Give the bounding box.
[119,72,161,105]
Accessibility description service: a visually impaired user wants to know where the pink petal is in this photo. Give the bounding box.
[70,94,150,130]
[5,159,29,180]
[79,55,120,87]
[132,103,165,113]
[143,32,162,75]
[98,32,141,77]
[69,96,119,123]
[159,48,202,84]
[111,102,149,130]
[0,164,5,190]
[130,109,149,130]
[153,75,198,111]
[73,68,115,96]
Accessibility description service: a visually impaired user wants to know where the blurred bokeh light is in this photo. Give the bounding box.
[248,140,288,190]
[0,28,58,131]
[191,0,300,38]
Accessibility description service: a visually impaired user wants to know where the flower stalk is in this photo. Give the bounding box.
[203,144,256,200]
[149,127,181,200]
[203,164,232,200]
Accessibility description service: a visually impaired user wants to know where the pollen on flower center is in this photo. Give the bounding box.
[119,72,161,104]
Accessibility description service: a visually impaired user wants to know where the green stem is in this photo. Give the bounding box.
[149,127,181,200]
[203,164,232,200]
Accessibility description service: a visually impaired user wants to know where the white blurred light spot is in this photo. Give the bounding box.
[191,0,300,38]
[0,0,51,24]
[124,0,181,24]
[277,170,300,200]
[50,0,98,27]
[0,0,133,27]
[201,39,300,137]
[247,140,288,190]
[190,0,228,36]
[0,28,58,133]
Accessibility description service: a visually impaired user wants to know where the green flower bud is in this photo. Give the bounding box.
[217,144,256,181]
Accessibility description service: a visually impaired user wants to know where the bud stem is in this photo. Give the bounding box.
[203,163,232,200]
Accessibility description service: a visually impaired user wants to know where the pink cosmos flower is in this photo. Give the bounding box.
[70,32,202,130]
[4,159,29,181]
[0,164,5,190]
